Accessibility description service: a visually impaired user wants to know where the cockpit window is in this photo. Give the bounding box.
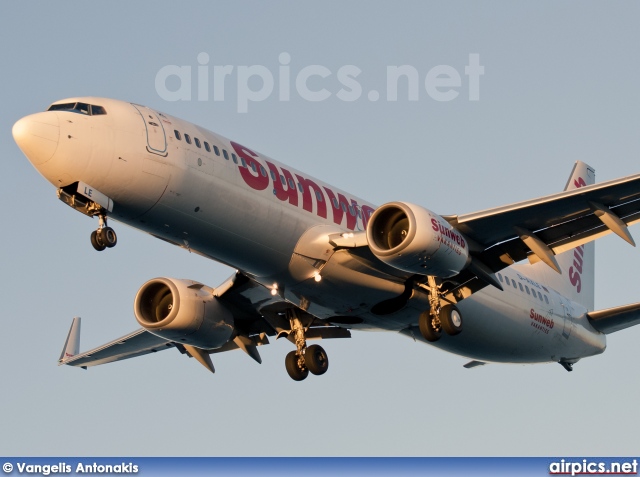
[47,102,107,116]
[91,105,106,115]
[75,103,90,114]
[48,103,75,111]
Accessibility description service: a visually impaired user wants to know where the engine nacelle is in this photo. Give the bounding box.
[366,202,470,277]
[134,277,234,349]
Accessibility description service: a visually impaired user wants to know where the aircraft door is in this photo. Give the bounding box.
[560,298,575,339]
[131,104,168,156]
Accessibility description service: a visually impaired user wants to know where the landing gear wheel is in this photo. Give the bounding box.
[90,230,106,251]
[100,227,117,248]
[285,350,309,381]
[419,310,441,342]
[440,305,463,336]
[305,344,329,375]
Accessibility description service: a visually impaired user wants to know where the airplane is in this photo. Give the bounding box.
[12,96,640,381]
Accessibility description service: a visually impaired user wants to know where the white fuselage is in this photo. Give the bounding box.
[14,97,607,365]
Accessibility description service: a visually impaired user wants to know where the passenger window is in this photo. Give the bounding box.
[185,134,192,145]
[270,170,277,181]
[341,203,347,213]
[525,286,530,295]
[518,283,524,292]
[513,281,517,289]
[497,273,503,283]
[298,183,303,192]
[195,138,201,148]
[288,178,295,189]
[241,157,247,168]
[316,191,323,202]
[232,153,239,163]
[332,198,339,208]
[213,145,220,156]
[280,175,286,186]
[204,142,211,152]
[260,166,267,177]
[223,150,229,160]
[174,130,182,140]
[349,205,355,216]
[538,292,543,301]
[505,276,510,286]
[544,295,549,304]
[251,162,257,173]
[91,105,106,115]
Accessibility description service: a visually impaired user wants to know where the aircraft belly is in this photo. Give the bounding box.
[409,288,606,363]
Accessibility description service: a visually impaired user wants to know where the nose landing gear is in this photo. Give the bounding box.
[90,214,117,252]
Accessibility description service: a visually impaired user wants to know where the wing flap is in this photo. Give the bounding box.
[587,303,640,334]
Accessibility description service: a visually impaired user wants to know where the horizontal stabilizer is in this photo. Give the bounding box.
[587,302,640,334]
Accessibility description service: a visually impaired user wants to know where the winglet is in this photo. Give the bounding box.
[58,317,81,365]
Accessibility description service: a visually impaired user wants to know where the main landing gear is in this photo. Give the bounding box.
[418,277,463,342]
[90,214,117,252]
[284,309,329,381]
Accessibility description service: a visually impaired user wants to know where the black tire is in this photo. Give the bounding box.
[90,230,106,251]
[100,227,117,248]
[418,310,441,342]
[285,351,309,381]
[305,344,329,376]
[440,305,463,336]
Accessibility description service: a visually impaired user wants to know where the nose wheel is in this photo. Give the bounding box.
[90,215,117,251]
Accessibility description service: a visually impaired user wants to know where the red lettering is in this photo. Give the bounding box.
[569,267,582,293]
[574,177,587,188]
[231,142,269,191]
[324,187,357,230]
[361,205,375,229]
[266,161,298,207]
[431,218,439,232]
[573,253,583,274]
[295,174,326,219]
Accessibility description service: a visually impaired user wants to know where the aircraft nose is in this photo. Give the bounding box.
[12,112,60,165]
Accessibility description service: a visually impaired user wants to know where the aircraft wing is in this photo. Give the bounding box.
[59,272,350,374]
[587,303,640,334]
[436,173,640,297]
[59,325,176,369]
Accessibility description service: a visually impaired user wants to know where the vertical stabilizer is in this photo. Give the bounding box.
[523,162,595,310]
[58,317,81,364]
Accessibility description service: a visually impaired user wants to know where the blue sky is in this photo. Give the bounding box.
[1,1,639,456]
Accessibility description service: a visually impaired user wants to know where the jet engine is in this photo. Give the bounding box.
[134,277,235,349]
[366,202,470,277]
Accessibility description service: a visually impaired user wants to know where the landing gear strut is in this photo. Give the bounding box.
[418,277,463,342]
[90,214,117,252]
[283,309,329,381]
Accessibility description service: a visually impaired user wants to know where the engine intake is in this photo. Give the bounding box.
[366,202,470,277]
[134,277,234,349]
